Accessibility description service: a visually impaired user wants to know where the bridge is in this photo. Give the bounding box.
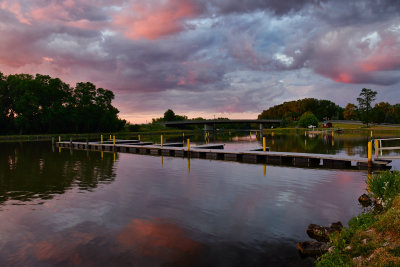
[162,119,282,131]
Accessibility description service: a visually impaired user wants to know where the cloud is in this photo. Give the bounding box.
[309,20,400,85]
[113,0,200,40]
[1,0,400,122]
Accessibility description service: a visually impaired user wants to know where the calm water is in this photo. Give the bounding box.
[0,133,399,266]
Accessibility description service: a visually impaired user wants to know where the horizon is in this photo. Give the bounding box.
[1,0,399,123]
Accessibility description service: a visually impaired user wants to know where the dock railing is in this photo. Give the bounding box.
[374,138,400,159]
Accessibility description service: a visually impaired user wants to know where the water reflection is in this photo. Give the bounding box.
[0,137,396,266]
[0,142,116,204]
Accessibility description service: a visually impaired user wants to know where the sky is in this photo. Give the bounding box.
[0,0,399,123]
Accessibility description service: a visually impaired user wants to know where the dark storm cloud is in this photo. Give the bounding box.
[199,0,324,15]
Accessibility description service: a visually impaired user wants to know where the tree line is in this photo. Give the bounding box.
[258,89,400,126]
[0,72,125,134]
[344,88,400,125]
[258,98,344,125]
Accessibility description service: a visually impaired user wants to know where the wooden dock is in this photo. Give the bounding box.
[56,140,391,170]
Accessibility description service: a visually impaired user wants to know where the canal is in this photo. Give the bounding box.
[0,132,399,266]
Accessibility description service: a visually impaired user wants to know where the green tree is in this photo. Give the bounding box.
[343,103,358,120]
[163,109,176,121]
[357,88,377,126]
[298,112,319,127]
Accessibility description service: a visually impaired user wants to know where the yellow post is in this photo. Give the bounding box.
[113,136,115,146]
[59,136,61,142]
[371,131,373,138]
[101,151,103,159]
[368,141,372,167]
[138,135,140,141]
[375,140,379,158]
[161,135,163,147]
[187,139,190,151]
[58,147,61,153]
[272,132,274,137]
[110,135,112,140]
[332,131,334,137]
[305,131,306,137]
[113,152,116,162]
[263,164,266,176]
[263,137,266,152]
[101,134,103,144]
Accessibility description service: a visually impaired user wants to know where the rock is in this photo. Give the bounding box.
[307,224,330,242]
[297,241,328,257]
[306,222,343,242]
[358,194,372,207]
[329,221,343,232]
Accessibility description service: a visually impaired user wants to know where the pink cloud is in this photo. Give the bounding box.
[0,1,31,24]
[113,0,199,40]
[312,26,400,85]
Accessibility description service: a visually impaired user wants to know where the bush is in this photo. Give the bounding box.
[298,112,319,128]
[367,170,400,209]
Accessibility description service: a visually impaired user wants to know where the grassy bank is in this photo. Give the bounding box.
[317,170,400,266]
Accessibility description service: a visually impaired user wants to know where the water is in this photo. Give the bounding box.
[0,133,399,266]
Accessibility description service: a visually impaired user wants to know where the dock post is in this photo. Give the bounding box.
[161,135,163,147]
[375,139,379,158]
[304,131,306,137]
[138,135,140,141]
[110,134,112,140]
[187,139,190,151]
[101,135,103,144]
[263,137,266,152]
[368,141,372,168]
[332,131,334,137]
[371,131,373,138]
[59,136,61,142]
[113,136,115,146]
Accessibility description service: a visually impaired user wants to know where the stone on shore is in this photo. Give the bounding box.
[297,241,328,256]
[358,194,372,207]
[306,222,343,242]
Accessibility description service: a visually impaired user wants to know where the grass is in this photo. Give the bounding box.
[317,171,400,266]
[333,123,400,131]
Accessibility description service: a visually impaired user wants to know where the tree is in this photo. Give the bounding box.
[343,103,358,120]
[163,109,176,121]
[357,88,377,126]
[0,72,124,134]
[298,112,319,127]
[371,102,391,124]
[258,98,343,121]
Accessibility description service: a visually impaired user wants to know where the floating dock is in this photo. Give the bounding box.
[56,140,391,170]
